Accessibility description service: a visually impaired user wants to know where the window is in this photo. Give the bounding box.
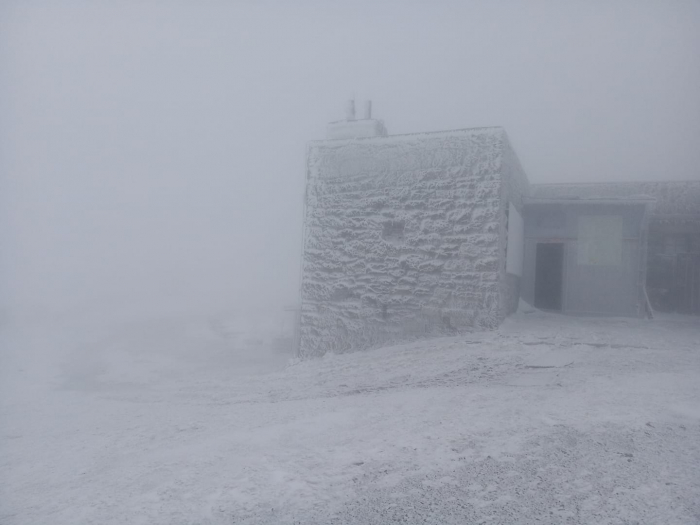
[382,220,405,242]
[577,215,623,266]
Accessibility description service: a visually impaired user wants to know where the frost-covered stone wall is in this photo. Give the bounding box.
[299,128,527,357]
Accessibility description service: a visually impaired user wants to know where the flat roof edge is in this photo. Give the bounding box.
[308,126,505,145]
[532,180,700,187]
[525,197,655,206]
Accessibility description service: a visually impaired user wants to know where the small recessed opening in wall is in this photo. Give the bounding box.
[382,220,405,241]
[331,287,351,301]
[504,205,509,268]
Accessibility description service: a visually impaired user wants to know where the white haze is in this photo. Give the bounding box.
[1,1,699,318]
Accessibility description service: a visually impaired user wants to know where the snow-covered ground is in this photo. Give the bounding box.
[1,310,699,524]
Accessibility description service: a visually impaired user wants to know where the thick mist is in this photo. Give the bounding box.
[1,1,699,319]
[2,4,700,524]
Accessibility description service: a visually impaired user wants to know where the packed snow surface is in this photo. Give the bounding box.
[1,311,699,524]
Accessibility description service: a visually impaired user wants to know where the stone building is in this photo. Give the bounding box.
[297,107,528,357]
[297,107,700,357]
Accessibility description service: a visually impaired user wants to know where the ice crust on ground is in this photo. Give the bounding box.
[1,311,699,524]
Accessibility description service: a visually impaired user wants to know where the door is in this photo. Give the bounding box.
[676,254,700,315]
[534,242,564,311]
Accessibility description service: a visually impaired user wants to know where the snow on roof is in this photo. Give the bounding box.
[310,126,505,146]
[525,196,655,206]
[307,126,509,181]
[532,181,700,219]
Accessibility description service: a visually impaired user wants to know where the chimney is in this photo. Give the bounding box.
[326,100,387,139]
[345,99,356,121]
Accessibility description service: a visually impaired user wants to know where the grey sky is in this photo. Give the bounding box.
[1,1,699,317]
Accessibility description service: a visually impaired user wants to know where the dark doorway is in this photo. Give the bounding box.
[534,242,564,311]
[676,254,700,315]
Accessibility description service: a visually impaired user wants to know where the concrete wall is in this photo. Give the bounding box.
[498,134,530,316]
[522,203,647,317]
[298,128,508,357]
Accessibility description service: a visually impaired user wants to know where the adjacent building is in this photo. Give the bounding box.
[529,182,700,316]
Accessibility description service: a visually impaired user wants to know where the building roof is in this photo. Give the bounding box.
[525,196,654,207]
[310,126,505,145]
[531,181,700,221]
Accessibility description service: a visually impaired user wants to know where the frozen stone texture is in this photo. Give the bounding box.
[299,128,529,357]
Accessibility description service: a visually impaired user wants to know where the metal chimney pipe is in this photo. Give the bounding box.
[363,100,372,120]
[345,100,356,121]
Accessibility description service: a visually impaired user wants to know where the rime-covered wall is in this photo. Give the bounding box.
[299,128,508,357]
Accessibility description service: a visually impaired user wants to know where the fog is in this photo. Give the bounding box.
[1,1,699,318]
[2,3,700,523]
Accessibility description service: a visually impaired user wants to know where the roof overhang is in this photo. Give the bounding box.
[524,197,655,208]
